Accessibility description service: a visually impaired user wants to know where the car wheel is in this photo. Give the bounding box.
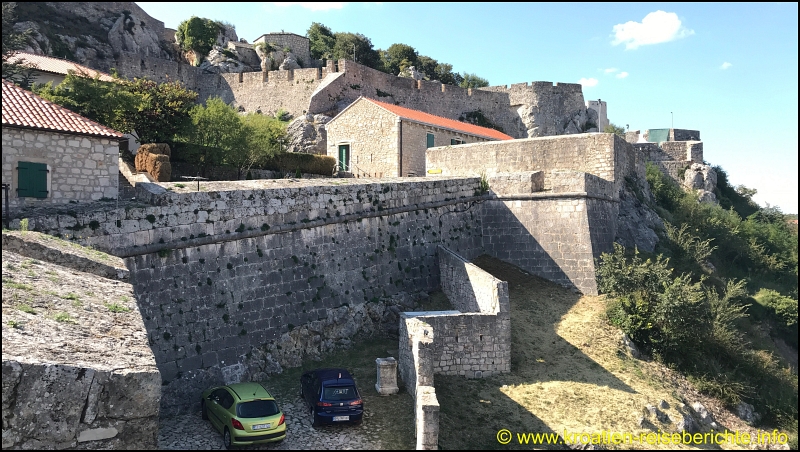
[201,400,208,420]
[311,407,320,428]
[223,427,233,450]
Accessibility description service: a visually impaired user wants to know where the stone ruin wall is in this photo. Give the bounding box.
[397,317,439,450]
[397,246,511,449]
[14,178,487,415]
[254,33,312,68]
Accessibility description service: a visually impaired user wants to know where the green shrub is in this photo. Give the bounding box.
[261,153,336,176]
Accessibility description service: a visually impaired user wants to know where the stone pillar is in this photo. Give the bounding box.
[375,357,399,395]
[415,385,440,450]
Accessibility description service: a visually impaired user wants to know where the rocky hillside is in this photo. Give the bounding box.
[12,2,179,72]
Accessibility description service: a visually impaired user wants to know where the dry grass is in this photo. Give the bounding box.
[433,255,771,450]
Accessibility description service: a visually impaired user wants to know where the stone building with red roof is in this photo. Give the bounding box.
[1,80,124,210]
[326,96,513,177]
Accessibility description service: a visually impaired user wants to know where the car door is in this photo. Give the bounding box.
[302,373,318,408]
[207,388,230,431]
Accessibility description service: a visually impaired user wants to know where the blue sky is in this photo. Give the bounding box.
[137,2,799,213]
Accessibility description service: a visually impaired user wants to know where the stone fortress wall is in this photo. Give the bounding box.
[12,131,626,413]
[253,32,313,68]
[108,52,590,142]
[627,128,705,183]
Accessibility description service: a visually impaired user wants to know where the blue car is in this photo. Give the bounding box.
[300,368,364,427]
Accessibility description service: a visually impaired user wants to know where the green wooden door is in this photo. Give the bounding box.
[17,161,48,198]
[338,144,349,171]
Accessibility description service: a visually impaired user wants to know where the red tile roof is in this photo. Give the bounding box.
[363,98,513,141]
[9,52,115,82]
[2,79,123,138]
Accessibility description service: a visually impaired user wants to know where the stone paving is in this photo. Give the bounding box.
[158,393,384,450]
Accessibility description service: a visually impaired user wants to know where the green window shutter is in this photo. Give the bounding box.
[17,161,48,198]
[450,138,456,145]
[426,133,435,148]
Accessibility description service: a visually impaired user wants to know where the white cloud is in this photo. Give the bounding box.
[720,62,732,70]
[616,71,629,79]
[611,11,694,50]
[604,67,618,74]
[272,2,346,11]
[578,78,599,88]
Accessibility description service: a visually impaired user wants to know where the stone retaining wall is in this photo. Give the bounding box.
[1,361,160,450]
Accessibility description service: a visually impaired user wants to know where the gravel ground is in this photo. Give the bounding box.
[158,393,385,450]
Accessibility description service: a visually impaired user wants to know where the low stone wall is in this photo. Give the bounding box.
[437,246,508,315]
[397,317,439,450]
[400,247,511,378]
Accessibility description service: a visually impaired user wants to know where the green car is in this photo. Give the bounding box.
[201,382,286,449]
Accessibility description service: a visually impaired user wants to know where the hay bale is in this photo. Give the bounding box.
[139,143,171,158]
[147,154,172,182]
[134,148,150,172]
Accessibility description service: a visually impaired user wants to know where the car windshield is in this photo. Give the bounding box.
[236,400,279,418]
[322,385,357,401]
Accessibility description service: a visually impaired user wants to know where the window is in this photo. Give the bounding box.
[17,161,48,198]
[451,138,464,145]
[426,133,435,148]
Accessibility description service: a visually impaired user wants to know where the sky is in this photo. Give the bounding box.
[137,2,799,213]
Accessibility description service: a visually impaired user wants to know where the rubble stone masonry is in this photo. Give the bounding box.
[1,128,120,209]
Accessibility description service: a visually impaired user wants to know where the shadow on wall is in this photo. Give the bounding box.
[434,255,635,449]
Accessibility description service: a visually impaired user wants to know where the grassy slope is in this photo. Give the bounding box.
[430,255,781,450]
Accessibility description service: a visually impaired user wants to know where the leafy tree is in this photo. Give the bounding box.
[2,2,34,86]
[34,73,198,144]
[123,78,197,144]
[603,122,625,136]
[230,113,286,179]
[33,74,136,133]
[459,72,489,89]
[175,16,220,64]
[188,97,245,152]
[331,32,380,69]
[307,22,335,60]
[381,43,417,75]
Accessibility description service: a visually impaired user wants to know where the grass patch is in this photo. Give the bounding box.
[17,304,36,314]
[105,302,131,313]
[3,279,34,291]
[53,312,76,323]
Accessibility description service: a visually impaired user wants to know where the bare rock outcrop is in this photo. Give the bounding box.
[285,114,330,154]
[198,45,251,73]
[683,163,718,204]
[278,52,301,70]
